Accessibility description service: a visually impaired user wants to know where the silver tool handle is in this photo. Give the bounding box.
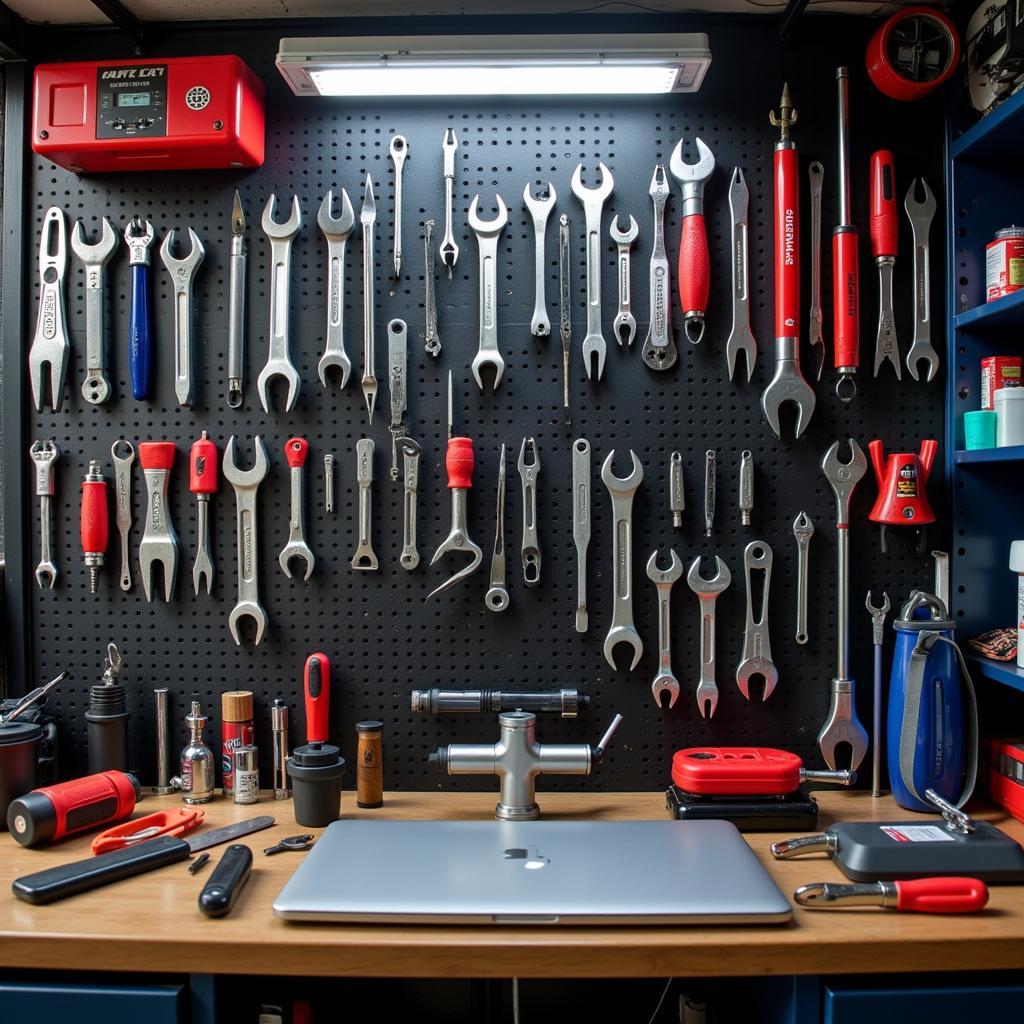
[519,441,540,588]
[325,237,347,362]
[83,263,106,386]
[324,453,335,513]
[697,594,719,692]
[424,220,440,356]
[703,450,716,537]
[808,162,823,336]
[287,466,305,546]
[171,271,194,408]
[476,233,500,354]
[740,542,773,663]
[616,244,631,319]
[911,217,931,347]
[362,219,376,385]
[648,188,671,350]
[143,467,173,540]
[583,204,603,342]
[352,438,378,571]
[531,212,550,336]
[572,439,591,633]
[228,240,246,407]
[655,583,673,676]
[390,135,406,274]
[593,714,624,761]
[267,235,294,365]
[400,440,420,571]
[112,440,134,592]
[387,318,408,480]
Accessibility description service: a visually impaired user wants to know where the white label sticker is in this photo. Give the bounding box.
[880,825,956,843]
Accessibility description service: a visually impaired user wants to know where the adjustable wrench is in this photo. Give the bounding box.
[646,549,683,709]
[257,195,301,413]
[485,443,509,613]
[642,165,675,371]
[818,440,869,771]
[423,219,441,357]
[440,127,459,277]
[686,555,731,719]
[29,440,59,589]
[390,134,407,278]
[669,137,715,345]
[71,217,118,405]
[571,162,614,380]
[904,177,939,382]
[572,438,591,633]
[316,188,354,390]
[279,437,314,581]
[227,190,246,409]
[468,194,508,390]
[111,438,134,592]
[610,214,638,347]
[807,161,826,381]
[793,510,814,645]
[524,183,556,337]
[870,150,901,380]
[29,208,70,412]
[138,442,179,604]
[398,437,421,571]
[352,438,379,571]
[125,216,155,401]
[601,450,644,671]
[160,227,205,409]
[736,541,779,702]
[360,174,378,421]
[726,168,756,382]
[223,435,270,646]
[387,318,408,480]
[518,437,540,587]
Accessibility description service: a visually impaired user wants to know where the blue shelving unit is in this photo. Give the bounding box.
[969,654,1024,695]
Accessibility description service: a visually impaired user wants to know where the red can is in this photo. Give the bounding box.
[981,356,1022,410]
[221,691,254,794]
[986,227,1024,302]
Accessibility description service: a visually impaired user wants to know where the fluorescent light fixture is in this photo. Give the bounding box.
[277,34,711,98]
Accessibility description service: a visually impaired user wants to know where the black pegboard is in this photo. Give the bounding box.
[20,17,947,792]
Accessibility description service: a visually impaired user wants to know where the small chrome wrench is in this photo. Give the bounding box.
[904,177,939,382]
[518,437,541,587]
[424,219,441,357]
[111,438,135,592]
[524,182,556,337]
[29,440,59,589]
[807,162,826,382]
[352,438,379,571]
[726,167,757,382]
[278,438,315,582]
[793,511,814,645]
[28,207,70,413]
[440,128,459,276]
[257,195,301,413]
[642,165,676,371]
[736,541,779,702]
[686,555,731,719]
[390,135,407,277]
[388,318,409,480]
[571,162,614,380]
[602,450,644,671]
[160,227,205,409]
[572,438,591,633]
[399,437,421,571]
[71,217,118,405]
[468,194,508,390]
[317,188,355,390]
[486,444,509,612]
[646,549,683,710]
[360,175,378,422]
[610,214,638,347]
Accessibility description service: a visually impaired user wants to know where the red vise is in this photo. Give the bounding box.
[868,439,937,552]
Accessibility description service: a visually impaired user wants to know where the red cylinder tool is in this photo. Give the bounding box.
[189,431,218,596]
[6,770,141,847]
[833,67,860,401]
[773,113,800,346]
[304,652,331,743]
[869,150,900,379]
[80,459,109,594]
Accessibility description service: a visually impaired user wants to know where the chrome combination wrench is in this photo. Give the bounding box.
[399,437,421,571]
[518,438,541,587]
[71,217,118,405]
[642,165,676,371]
[793,511,814,645]
[736,541,779,702]
[352,438,379,572]
[524,183,556,337]
[111,438,135,592]
[486,444,509,613]
[602,449,644,671]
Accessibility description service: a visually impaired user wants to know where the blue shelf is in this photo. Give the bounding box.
[968,654,1024,694]
[955,445,1024,465]
[954,289,1024,331]
[951,87,1024,162]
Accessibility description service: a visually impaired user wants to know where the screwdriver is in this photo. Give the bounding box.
[833,67,860,402]
[869,149,900,380]
[190,431,217,595]
[80,460,109,594]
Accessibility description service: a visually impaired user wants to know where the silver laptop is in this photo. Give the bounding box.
[273,819,792,925]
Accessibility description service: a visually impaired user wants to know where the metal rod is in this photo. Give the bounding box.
[154,688,173,794]
[836,67,852,225]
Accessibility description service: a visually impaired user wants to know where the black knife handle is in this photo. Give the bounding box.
[11,835,191,905]
[198,844,253,918]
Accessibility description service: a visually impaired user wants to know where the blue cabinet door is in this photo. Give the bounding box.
[0,982,185,1023]
[825,980,1024,1023]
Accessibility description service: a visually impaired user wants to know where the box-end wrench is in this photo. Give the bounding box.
[111,439,134,592]
[610,214,638,347]
[818,439,869,771]
[29,440,59,589]
[390,134,407,278]
[726,167,757,382]
[524,183,556,337]
[138,442,179,604]
[793,510,814,645]
[904,177,939,383]
[571,163,614,380]
[736,541,779,702]
[424,219,441,357]
[807,162,826,382]
[646,549,683,710]
[279,437,314,582]
[29,208,70,413]
[352,438,379,572]
[601,450,644,671]
[468,194,508,390]
[642,165,676,371]
[518,438,540,587]
[485,443,509,613]
[227,191,246,409]
[223,436,270,646]
[387,318,408,481]
[257,195,301,413]
[572,438,591,633]
[686,555,731,719]
[399,437,421,571]
[317,188,354,391]
[669,137,715,345]
[160,228,205,409]
[440,128,459,277]
[361,175,378,422]
[71,217,118,405]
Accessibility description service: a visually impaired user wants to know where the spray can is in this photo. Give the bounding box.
[221,691,254,795]
[232,745,260,805]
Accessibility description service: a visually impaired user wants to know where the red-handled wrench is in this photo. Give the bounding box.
[833,68,860,401]
[795,877,989,913]
[190,431,218,595]
[870,150,900,379]
[668,137,714,345]
[304,652,331,743]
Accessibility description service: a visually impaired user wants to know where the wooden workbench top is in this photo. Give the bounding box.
[1,790,1023,979]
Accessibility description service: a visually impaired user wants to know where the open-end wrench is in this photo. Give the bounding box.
[440,128,459,277]
[871,150,901,380]
[227,190,246,409]
[190,432,216,597]
[726,167,756,382]
[160,227,205,409]
[793,511,814,645]
[125,216,155,401]
[818,439,869,771]
[485,443,509,613]
[904,177,939,382]
[642,165,675,371]
[524,183,556,337]
[71,217,118,405]
[111,439,134,592]
[317,188,354,391]
[518,437,540,587]
[352,438,379,572]
[571,162,614,380]
[399,437,421,571]
[424,220,441,357]
[257,195,301,413]
[807,161,826,382]
[223,435,270,646]
[390,134,407,278]
[361,175,378,422]
[646,549,683,709]
[687,555,731,719]
[601,449,644,671]
[669,137,715,345]
[29,208,70,412]
[468,194,508,390]
[572,438,591,633]
[388,318,408,481]
[138,442,179,604]
[610,214,638,347]
[29,440,59,589]
[279,437,314,581]
[736,541,779,702]
[559,214,572,424]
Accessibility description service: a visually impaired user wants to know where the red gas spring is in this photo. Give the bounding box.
[833,67,860,402]
[80,459,109,594]
[869,150,901,379]
[304,652,331,743]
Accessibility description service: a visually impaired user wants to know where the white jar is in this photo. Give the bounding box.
[996,387,1024,446]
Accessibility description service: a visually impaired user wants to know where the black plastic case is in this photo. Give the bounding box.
[665,785,819,832]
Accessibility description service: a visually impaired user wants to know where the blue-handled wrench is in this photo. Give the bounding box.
[125,217,155,401]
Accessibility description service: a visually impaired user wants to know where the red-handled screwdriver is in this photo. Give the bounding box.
[869,149,901,380]
[833,67,860,402]
[304,652,331,743]
[80,459,109,594]
[190,431,217,596]
[795,877,989,914]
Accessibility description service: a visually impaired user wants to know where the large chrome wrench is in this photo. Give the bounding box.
[571,162,614,380]
[71,217,118,404]
[601,450,644,671]
[725,168,756,382]
[904,178,940,382]
[736,541,779,702]
[686,555,731,719]
[316,188,355,390]
[160,227,205,409]
[524,182,556,337]
[572,438,591,633]
[257,195,301,413]
[468,194,508,390]
[646,549,683,710]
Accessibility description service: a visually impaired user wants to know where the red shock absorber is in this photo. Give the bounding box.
[80,458,109,594]
[833,67,860,401]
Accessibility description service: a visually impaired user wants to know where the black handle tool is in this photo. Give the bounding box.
[198,844,253,918]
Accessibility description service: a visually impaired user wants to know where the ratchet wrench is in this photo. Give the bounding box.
[572,438,591,633]
[111,439,135,592]
[524,182,556,337]
[485,444,509,613]
[518,438,541,587]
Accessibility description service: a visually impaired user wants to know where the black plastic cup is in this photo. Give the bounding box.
[287,742,345,827]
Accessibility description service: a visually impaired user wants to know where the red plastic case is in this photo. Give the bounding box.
[671,746,804,796]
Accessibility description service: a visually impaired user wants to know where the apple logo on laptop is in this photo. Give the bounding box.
[504,846,549,870]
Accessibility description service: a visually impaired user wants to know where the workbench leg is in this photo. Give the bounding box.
[190,973,219,1024]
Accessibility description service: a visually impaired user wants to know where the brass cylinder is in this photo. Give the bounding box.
[356,721,383,808]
